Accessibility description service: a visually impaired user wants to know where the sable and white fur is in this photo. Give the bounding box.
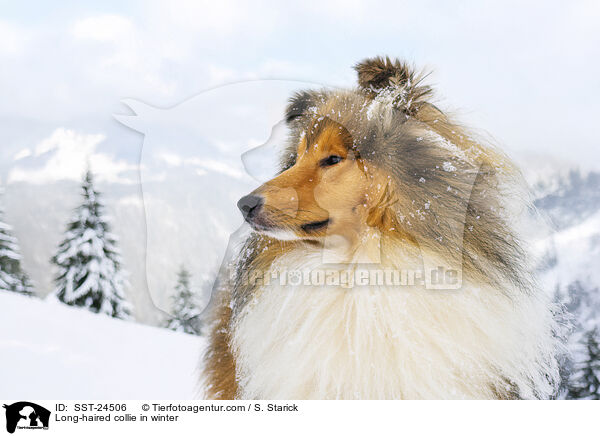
[202,57,560,399]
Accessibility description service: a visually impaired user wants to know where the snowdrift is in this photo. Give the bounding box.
[0,291,206,399]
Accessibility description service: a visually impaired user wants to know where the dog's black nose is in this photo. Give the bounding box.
[237,195,263,221]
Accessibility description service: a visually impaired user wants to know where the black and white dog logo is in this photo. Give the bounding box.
[3,402,50,433]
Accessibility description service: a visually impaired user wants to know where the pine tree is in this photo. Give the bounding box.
[0,200,34,296]
[568,327,600,399]
[51,171,132,319]
[164,266,202,335]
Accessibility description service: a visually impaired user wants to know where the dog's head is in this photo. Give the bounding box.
[237,57,519,278]
[238,113,389,243]
[238,57,438,246]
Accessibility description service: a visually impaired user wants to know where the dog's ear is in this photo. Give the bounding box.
[355,56,415,91]
[355,56,432,113]
[285,90,317,123]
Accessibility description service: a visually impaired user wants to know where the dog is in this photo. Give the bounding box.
[202,57,560,399]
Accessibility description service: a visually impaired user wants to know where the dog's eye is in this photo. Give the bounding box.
[319,155,343,167]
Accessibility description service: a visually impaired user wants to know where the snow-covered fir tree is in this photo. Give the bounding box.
[0,199,34,296]
[164,266,202,335]
[51,170,132,319]
[568,327,600,399]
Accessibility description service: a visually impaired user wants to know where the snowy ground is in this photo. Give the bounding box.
[0,291,207,399]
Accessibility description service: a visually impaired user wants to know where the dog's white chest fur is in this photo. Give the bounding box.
[231,248,555,399]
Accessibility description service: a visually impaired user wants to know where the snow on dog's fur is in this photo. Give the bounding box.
[202,57,560,399]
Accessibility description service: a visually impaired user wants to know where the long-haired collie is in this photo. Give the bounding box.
[202,57,560,399]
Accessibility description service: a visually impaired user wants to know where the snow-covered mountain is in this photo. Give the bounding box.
[534,169,600,230]
[532,169,600,395]
[534,169,600,305]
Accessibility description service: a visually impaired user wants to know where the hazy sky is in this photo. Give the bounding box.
[1,0,599,183]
